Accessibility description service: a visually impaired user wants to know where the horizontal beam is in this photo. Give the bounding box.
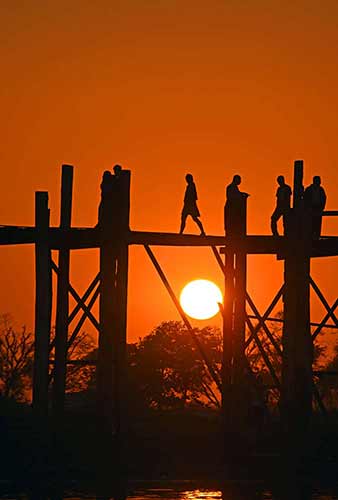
[131,232,289,253]
[2,225,338,256]
[0,226,36,245]
[323,211,338,216]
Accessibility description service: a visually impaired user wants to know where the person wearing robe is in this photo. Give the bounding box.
[304,176,327,239]
[224,174,249,236]
[179,174,205,235]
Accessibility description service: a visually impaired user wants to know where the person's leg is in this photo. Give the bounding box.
[179,213,187,234]
[271,208,281,236]
[192,216,206,235]
[282,209,290,236]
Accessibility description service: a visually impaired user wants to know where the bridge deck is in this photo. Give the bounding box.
[0,225,338,257]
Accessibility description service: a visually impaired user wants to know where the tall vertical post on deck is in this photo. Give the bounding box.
[223,191,248,445]
[282,160,312,447]
[232,199,248,419]
[114,170,130,438]
[97,169,130,449]
[53,165,73,417]
[33,192,52,417]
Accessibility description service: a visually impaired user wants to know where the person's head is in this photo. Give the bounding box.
[113,164,122,176]
[277,175,285,186]
[102,170,111,181]
[233,174,241,186]
[185,174,193,184]
[313,176,321,186]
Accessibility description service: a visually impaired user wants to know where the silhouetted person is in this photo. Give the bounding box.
[304,175,326,239]
[113,163,122,179]
[271,175,292,236]
[224,174,249,236]
[97,170,113,227]
[97,164,125,228]
[179,174,205,235]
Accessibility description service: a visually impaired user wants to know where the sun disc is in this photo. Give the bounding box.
[180,279,223,320]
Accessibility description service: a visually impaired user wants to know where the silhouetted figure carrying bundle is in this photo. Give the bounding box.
[224,174,249,236]
[304,176,327,239]
[179,174,205,235]
[271,175,292,236]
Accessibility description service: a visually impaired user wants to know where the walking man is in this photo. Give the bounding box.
[304,176,326,239]
[271,175,292,236]
[179,174,205,235]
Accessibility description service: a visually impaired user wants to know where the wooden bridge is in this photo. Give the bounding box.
[1,160,338,463]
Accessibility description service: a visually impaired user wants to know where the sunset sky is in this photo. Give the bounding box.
[1,0,338,342]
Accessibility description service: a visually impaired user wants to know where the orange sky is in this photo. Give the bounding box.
[1,0,338,343]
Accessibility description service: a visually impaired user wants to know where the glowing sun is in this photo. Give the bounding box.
[180,279,223,320]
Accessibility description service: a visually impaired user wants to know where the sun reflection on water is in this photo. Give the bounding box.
[183,490,222,500]
[129,489,223,500]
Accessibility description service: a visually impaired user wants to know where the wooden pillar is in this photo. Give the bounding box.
[33,192,52,417]
[282,160,312,446]
[223,194,247,456]
[232,254,248,422]
[53,165,73,417]
[97,170,130,439]
[222,248,234,426]
[114,170,130,438]
[233,201,247,393]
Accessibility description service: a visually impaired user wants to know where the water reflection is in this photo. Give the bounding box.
[20,484,338,500]
[184,491,222,500]
[127,486,336,500]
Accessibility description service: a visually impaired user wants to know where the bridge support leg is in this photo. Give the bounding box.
[96,170,130,490]
[233,250,248,424]
[281,160,313,460]
[282,249,312,446]
[53,164,73,418]
[223,194,248,468]
[33,192,52,417]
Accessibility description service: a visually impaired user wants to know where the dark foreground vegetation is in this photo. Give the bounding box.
[1,315,338,493]
[1,397,338,486]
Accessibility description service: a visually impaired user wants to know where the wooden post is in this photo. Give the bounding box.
[282,160,312,453]
[232,252,248,422]
[33,192,52,417]
[222,248,234,424]
[53,165,73,417]
[223,193,248,462]
[114,170,130,438]
[97,169,130,445]
[293,160,304,210]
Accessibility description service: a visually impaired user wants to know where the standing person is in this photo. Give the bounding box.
[113,163,122,179]
[179,174,205,235]
[97,170,113,227]
[271,175,292,236]
[304,176,327,239]
[97,164,124,228]
[224,174,249,236]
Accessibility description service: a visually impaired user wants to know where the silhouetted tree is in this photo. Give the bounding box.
[65,331,96,393]
[0,313,96,401]
[246,312,327,409]
[128,321,221,410]
[49,329,96,394]
[0,314,34,401]
[317,341,338,409]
